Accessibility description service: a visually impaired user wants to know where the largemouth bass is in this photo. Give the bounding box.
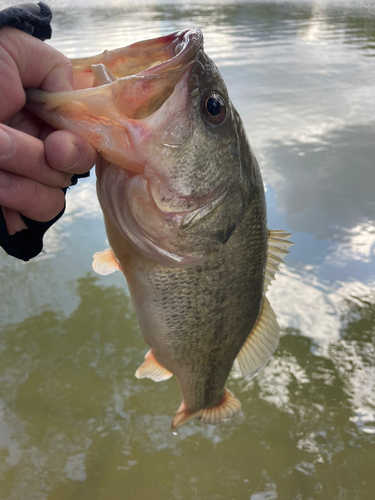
[27,29,291,429]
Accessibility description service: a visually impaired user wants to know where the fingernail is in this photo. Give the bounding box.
[66,142,81,170]
[0,127,14,158]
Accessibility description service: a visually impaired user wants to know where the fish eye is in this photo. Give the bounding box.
[202,92,226,126]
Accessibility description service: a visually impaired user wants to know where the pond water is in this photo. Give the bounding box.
[1,0,375,498]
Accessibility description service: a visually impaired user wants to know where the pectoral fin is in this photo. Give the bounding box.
[234,297,279,380]
[135,350,173,382]
[171,389,241,430]
[92,248,121,275]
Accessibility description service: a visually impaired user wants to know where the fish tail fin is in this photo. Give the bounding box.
[195,389,242,425]
[171,389,241,431]
[171,404,197,430]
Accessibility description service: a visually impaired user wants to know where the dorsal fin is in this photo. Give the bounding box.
[265,230,293,292]
[234,297,279,380]
[234,230,292,380]
[92,248,121,275]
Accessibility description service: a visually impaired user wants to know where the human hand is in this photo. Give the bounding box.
[0,26,96,235]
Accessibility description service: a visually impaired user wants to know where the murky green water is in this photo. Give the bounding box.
[1,0,375,498]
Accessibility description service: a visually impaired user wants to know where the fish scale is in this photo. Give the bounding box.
[124,183,268,414]
[26,28,292,429]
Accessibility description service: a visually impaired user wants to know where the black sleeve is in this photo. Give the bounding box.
[0,2,52,40]
[0,2,90,261]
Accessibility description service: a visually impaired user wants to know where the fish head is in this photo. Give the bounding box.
[27,29,261,267]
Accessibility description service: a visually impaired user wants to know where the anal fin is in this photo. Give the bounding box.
[171,389,241,430]
[92,248,121,275]
[135,350,173,382]
[234,297,279,380]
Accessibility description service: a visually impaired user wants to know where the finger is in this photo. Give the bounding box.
[0,27,74,122]
[45,130,97,175]
[0,124,72,188]
[1,207,28,235]
[0,170,65,222]
[5,110,96,174]
[6,108,46,138]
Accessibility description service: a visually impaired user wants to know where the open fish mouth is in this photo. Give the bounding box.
[72,28,204,90]
[26,28,203,171]
[26,28,236,267]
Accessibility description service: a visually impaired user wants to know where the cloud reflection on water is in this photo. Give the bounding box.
[0,276,374,499]
[0,1,374,498]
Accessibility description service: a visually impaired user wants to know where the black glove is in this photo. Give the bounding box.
[0,2,52,40]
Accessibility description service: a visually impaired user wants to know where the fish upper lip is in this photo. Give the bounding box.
[137,28,203,78]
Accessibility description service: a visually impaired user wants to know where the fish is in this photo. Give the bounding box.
[27,28,292,430]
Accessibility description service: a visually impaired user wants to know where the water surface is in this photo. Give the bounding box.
[1,0,375,498]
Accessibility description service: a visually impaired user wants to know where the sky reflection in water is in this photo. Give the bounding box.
[0,1,374,499]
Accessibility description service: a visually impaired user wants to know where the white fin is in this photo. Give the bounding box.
[171,388,241,430]
[92,248,121,275]
[234,297,279,380]
[135,350,173,382]
[265,230,293,292]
